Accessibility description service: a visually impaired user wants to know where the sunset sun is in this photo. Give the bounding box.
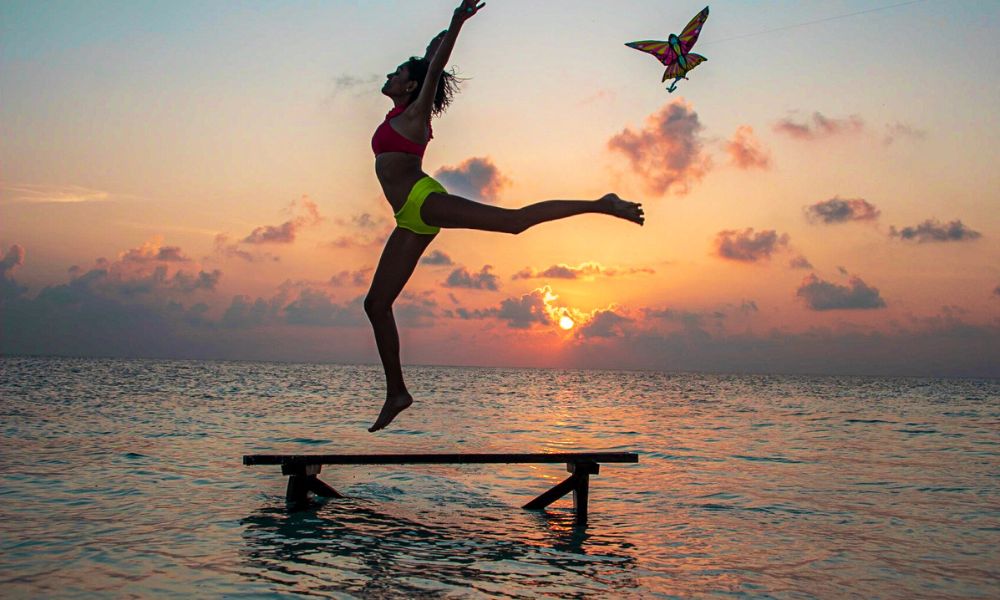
[559,316,575,330]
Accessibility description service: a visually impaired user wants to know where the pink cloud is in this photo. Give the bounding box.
[889,219,981,243]
[330,267,373,287]
[444,265,500,290]
[789,255,813,269]
[805,197,880,224]
[327,211,392,249]
[608,100,711,195]
[1,244,25,277]
[774,112,864,140]
[214,233,278,263]
[434,157,510,203]
[883,122,926,146]
[242,195,324,245]
[576,308,632,338]
[0,244,27,300]
[796,273,886,311]
[725,125,771,170]
[121,238,191,263]
[512,262,655,280]
[713,229,790,263]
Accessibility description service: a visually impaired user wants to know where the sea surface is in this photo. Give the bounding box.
[1,356,998,599]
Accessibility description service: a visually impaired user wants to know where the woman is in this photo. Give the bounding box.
[366,0,644,432]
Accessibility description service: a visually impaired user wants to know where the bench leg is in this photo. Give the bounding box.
[523,473,579,510]
[282,464,344,503]
[286,474,312,503]
[523,461,599,524]
[308,476,344,498]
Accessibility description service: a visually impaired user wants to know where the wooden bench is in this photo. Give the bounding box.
[243,452,638,524]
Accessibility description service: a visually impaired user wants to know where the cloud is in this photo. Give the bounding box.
[645,307,726,337]
[221,294,285,328]
[773,112,864,140]
[214,233,278,263]
[284,288,362,326]
[796,273,886,311]
[512,261,654,280]
[789,255,813,269]
[58,239,223,300]
[434,157,510,203]
[725,125,771,170]
[714,229,790,262]
[121,237,192,263]
[0,244,28,301]
[326,235,385,250]
[608,99,711,195]
[453,286,562,329]
[395,290,439,328]
[577,308,632,338]
[444,265,500,290]
[883,122,926,146]
[494,288,555,329]
[889,219,982,243]
[64,264,222,298]
[242,195,323,244]
[326,73,380,102]
[1,183,112,204]
[329,267,373,287]
[563,318,1000,378]
[334,212,387,231]
[243,222,296,244]
[805,197,880,224]
[1,244,25,278]
[420,250,454,266]
[327,212,392,249]
[994,284,1000,298]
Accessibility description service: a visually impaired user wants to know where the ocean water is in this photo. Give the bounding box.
[0,357,997,599]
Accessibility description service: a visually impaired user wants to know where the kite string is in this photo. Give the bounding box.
[700,0,927,46]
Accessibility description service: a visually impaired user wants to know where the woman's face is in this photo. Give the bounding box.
[382,64,413,98]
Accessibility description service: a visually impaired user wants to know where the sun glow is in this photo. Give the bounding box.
[559,316,575,330]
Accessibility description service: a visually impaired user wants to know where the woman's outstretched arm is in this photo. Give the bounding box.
[410,0,484,114]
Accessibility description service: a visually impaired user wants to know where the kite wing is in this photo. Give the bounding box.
[678,6,710,53]
[625,40,678,67]
[662,53,708,80]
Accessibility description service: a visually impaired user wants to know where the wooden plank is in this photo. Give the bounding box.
[243,452,638,466]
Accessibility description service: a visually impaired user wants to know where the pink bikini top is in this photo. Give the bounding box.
[371,105,432,158]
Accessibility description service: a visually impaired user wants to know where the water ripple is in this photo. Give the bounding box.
[1,356,997,598]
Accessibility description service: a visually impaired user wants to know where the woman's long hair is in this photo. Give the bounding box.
[404,56,462,117]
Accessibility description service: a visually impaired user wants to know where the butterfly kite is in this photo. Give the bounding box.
[626,6,710,93]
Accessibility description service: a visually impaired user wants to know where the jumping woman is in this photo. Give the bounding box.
[366,0,645,432]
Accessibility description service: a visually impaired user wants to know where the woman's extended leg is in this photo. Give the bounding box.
[421,192,643,233]
[364,227,436,432]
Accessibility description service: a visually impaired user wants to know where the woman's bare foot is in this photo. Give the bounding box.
[369,391,413,432]
[598,193,644,225]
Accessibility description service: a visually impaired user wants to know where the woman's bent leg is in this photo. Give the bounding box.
[364,227,436,432]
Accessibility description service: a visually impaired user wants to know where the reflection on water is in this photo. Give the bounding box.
[1,357,997,598]
[240,501,637,597]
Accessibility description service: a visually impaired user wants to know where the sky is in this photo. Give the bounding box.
[2,0,998,377]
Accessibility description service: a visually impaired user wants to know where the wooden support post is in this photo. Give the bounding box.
[308,476,344,498]
[523,460,600,524]
[568,461,599,525]
[523,474,579,510]
[281,463,343,502]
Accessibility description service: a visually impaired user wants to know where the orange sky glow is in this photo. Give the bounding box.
[2,1,998,376]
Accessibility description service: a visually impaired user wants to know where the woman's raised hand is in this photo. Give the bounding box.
[453,0,485,23]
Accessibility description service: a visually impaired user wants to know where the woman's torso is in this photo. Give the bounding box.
[373,111,433,213]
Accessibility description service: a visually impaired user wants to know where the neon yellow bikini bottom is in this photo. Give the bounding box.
[394,176,445,235]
